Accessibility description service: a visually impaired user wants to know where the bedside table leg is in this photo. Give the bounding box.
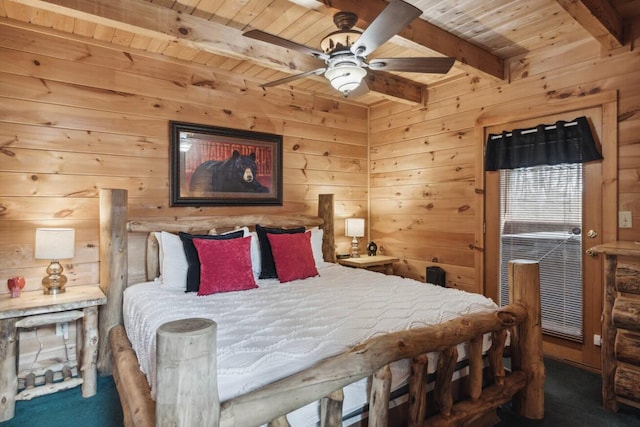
[81,306,99,398]
[0,319,17,421]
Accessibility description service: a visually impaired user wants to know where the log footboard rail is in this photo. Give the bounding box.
[108,260,544,427]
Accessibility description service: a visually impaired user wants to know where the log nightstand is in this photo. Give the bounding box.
[589,242,640,413]
[337,255,399,275]
[0,285,106,422]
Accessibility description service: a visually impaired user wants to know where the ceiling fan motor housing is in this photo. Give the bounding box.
[320,12,362,55]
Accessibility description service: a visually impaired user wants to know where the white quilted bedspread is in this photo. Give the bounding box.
[123,262,497,423]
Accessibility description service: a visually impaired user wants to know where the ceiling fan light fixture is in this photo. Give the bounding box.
[179,133,192,152]
[324,60,366,95]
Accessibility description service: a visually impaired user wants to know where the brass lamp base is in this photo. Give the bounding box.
[350,236,360,258]
[42,260,67,294]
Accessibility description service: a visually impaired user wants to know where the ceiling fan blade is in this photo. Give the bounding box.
[350,0,422,57]
[369,57,455,74]
[244,29,328,60]
[260,68,326,88]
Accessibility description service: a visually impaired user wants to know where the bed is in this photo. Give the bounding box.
[97,189,545,427]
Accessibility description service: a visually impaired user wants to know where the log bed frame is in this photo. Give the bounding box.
[97,188,545,427]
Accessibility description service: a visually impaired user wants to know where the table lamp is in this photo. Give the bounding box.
[35,228,75,294]
[345,218,365,258]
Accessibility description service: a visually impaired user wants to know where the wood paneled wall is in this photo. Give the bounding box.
[370,26,640,294]
[2,19,640,299]
[0,21,368,294]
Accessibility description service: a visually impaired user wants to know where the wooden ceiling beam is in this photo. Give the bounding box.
[365,70,423,104]
[318,0,505,80]
[555,0,624,50]
[14,0,427,103]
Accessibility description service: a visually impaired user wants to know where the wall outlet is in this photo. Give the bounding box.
[619,211,632,228]
[56,322,69,339]
[593,334,602,346]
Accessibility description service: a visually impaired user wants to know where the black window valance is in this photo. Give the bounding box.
[485,116,602,171]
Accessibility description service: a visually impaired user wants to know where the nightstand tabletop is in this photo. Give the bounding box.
[337,255,399,268]
[0,285,106,319]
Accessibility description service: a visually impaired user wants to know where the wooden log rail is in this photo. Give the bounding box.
[217,305,527,427]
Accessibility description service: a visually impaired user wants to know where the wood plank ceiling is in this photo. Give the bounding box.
[1,0,638,105]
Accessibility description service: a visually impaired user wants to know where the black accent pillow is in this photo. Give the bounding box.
[255,224,306,279]
[179,230,245,293]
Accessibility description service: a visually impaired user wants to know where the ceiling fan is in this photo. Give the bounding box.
[243,0,455,97]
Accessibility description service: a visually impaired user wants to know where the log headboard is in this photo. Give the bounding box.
[97,188,336,375]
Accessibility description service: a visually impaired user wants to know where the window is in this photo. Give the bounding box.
[498,163,583,342]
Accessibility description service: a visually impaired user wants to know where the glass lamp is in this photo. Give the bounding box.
[324,54,367,96]
[325,65,366,95]
[345,218,365,258]
[35,228,75,295]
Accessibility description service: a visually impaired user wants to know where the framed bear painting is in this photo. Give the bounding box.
[169,121,283,206]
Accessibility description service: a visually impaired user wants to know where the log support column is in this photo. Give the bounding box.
[0,319,17,421]
[81,306,99,397]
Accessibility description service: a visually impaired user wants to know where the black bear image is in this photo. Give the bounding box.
[190,150,269,193]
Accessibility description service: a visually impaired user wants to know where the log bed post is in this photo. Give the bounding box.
[98,188,128,375]
[156,318,219,427]
[318,194,336,263]
[508,260,545,419]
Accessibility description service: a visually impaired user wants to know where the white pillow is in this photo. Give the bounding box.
[154,232,163,278]
[308,227,324,266]
[159,231,188,291]
[249,231,261,277]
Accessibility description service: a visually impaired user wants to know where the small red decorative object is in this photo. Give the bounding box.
[7,276,26,298]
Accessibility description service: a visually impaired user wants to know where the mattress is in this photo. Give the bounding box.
[123,262,498,425]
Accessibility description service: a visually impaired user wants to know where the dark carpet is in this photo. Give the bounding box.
[497,358,640,426]
[2,358,639,426]
[0,376,122,427]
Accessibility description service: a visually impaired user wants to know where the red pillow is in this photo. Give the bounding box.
[266,232,319,283]
[192,236,257,296]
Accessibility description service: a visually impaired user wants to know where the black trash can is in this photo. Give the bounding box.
[426,266,446,287]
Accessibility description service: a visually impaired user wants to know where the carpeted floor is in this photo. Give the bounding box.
[1,375,122,427]
[1,358,639,426]
[497,358,640,426]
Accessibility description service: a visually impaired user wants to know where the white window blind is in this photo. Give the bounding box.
[499,163,583,342]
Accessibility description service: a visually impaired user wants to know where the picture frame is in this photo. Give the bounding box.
[169,121,283,206]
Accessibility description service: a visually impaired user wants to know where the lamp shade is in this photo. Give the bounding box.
[35,228,75,260]
[345,218,365,238]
